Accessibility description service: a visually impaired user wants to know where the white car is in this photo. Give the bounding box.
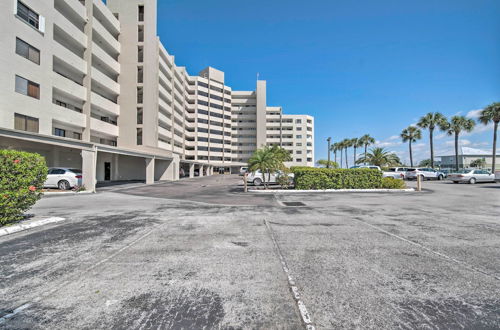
[246,170,294,186]
[447,169,496,184]
[384,167,410,179]
[406,168,445,181]
[239,167,248,176]
[44,168,82,190]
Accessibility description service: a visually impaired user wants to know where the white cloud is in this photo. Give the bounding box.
[463,122,493,136]
[445,139,471,147]
[466,109,482,119]
[435,133,447,140]
[388,135,399,141]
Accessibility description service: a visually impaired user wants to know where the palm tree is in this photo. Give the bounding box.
[446,115,475,171]
[417,112,448,169]
[248,145,291,189]
[400,126,422,167]
[359,134,375,165]
[355,147,401,167]
[316,159,338,168]
[351,138,363,165]
[331,142,340,165]
[478,102,500,173]
[342,138,352,168]
[338,141,344,168]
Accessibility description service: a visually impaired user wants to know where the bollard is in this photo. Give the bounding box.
[417,174,422,191]
[243,172,248,193]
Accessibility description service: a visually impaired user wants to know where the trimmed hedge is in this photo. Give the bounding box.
[291,167,383,190]
[0,149,48,225]
[381,177,407,189]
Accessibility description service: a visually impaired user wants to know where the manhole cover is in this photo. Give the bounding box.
[282,201,306,207]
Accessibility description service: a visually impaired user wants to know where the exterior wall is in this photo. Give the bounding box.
[1,0,315,176]
[440,155,500,170]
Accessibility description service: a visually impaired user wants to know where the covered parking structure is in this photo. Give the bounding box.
[179,160,216,178]
[0,128,185,192]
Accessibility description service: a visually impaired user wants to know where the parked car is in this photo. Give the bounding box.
[246,170,294,186]
[440,169,451,178]
[44,168,82,190]
[384,167,410,179]
[447,169,496,184]
[351,165,403,179]
[239,167,248,176]
[406,168,445,181]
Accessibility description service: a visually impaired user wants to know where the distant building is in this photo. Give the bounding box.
[438,147,500,170]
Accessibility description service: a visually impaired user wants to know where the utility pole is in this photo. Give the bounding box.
[327,137,331,168]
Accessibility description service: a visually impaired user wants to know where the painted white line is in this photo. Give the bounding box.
[352,217,500,281]
[0,217,66,237]
[250,188,415,194]
[0,303,31,324]
[264,220,315,330]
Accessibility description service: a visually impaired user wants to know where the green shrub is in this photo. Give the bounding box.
[380,177,407,189]
[291,167,383,190]
[0,149,48,225]
[276,169,293,189]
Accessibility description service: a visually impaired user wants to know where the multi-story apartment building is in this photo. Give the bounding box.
[0,0,314,192]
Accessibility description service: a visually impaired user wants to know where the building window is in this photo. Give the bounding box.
[296,158,302,162]
[54,128,65,137]
[14,113,38,133]
[138,46,143,62]
[296,143,302,147]
[296,135,302,139]
[296,119,302,124]
[15,38,40,64]
[137,108,143,124]
[73,132,82,140]
[296,127,302,131]
[138,25,144,42]
[137,128,142,145]
[15,75,39,99]
[137,67,143,83]
[138,5,144,22]
[17,1,39,29]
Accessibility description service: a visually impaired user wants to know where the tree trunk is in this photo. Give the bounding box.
[334,151,337,164]
[492,121,498,173]
[353,146,357,164]
[454,133,459,171]
[345,148,349,168]
[364,144,368,165]
[409,140,413,167]
[429,128,434,168]
[340,151,343,169]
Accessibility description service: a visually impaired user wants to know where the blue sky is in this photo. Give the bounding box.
[156,0,500,165]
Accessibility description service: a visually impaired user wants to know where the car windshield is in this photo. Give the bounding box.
[406,169,416,172]
[69,169,82,174]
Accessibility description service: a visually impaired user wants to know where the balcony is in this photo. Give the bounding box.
[159,84,170,99]
[52,72,86,102]
[91,91,119,116]
[92,19,120,56]
[52,103,86,128]
[93,0,120,34]
[158,112,172,127]
[53,42,86,75]
[158,140,171,150]
[53,13,87,48]
[158,126,171,138]
[90,117,119,137]
[92,42,120,75]
[91,67,120,95]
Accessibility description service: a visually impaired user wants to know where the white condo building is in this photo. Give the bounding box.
[0,0,314,191]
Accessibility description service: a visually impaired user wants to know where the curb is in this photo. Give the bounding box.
[0,217,66,237]
[248,188,416,194]
[43,191,94,196]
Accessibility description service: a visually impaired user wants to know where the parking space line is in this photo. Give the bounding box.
[264,220,316,330]
[352,217,500,281]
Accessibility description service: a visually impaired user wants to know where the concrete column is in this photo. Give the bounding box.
[189,163,195,178]
[199,165,204,177]
[209,166,213,175]
[145,157,155,184]
[81,149,97,192]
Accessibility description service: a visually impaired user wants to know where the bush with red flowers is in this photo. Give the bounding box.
[0,149,48,225]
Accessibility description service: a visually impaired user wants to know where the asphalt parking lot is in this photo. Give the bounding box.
[1,175,499,329]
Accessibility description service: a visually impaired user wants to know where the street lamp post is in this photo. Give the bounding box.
[327,137,331,168]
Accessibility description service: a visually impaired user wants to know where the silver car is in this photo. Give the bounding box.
[246,170,294,186]
[447,169,496,184]
[406,168,445,181]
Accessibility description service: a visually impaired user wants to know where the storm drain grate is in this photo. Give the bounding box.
[282,201,306,207]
